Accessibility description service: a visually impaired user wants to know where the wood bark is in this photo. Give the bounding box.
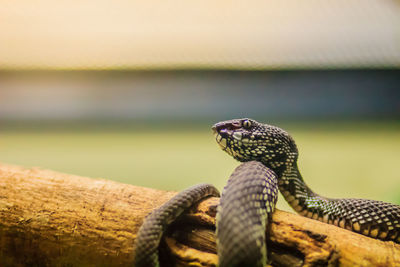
[0,163,399,267]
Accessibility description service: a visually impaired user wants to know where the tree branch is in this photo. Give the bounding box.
[0,163,399,266]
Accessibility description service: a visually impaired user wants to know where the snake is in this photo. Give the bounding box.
[134,118,400,267]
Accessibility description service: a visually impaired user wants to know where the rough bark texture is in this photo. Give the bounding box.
[0,163,176,266]
[0,163,399,267]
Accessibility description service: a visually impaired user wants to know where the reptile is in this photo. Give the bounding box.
[134,118,400,266]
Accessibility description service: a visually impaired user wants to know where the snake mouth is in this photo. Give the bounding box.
[214,130,228,151]
[212,120,250,159]
[213,129,243,159]
[212,128,232,156]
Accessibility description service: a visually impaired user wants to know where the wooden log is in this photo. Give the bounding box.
[0,163,399,266]
[0,163,175,266]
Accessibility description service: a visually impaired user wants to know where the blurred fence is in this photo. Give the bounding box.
[0,0,399,70]
[1,1,399,123]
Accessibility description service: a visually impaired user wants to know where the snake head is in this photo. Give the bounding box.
[212,118,298,173]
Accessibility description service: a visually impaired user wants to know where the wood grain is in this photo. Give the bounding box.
[0,163,399,266]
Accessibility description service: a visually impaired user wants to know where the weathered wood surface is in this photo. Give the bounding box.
[0,163,399,267]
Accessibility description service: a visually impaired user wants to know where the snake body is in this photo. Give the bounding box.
[134,118,400,266]
[216,161,278,267]
[134,184,219,267]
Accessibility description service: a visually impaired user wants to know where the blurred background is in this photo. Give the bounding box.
[1,0,399,211]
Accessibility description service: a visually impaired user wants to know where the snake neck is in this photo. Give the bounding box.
[277,162,327,217]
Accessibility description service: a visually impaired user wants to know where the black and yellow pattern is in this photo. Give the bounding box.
[217,161,277,267]
[214,118,400,245]
[134,118,400,267]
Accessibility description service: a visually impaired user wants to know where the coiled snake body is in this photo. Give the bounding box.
[134,118,400,266]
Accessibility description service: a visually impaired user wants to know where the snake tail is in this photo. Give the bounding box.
[133,183,220,267]
[217,161,278,267]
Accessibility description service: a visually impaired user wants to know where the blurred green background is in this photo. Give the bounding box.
[1,1,400,212]
[1,119,400,211]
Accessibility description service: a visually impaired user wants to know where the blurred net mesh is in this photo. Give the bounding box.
[0,0,399,70]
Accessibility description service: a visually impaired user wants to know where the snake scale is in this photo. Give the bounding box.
[134,118,400,266]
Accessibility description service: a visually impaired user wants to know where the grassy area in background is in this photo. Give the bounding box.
[1,122,399,211]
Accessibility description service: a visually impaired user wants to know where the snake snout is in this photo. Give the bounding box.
[211,125,217,134]
[212,120,242,134]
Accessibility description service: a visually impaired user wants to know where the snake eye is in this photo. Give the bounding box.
[242,119,252,129]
